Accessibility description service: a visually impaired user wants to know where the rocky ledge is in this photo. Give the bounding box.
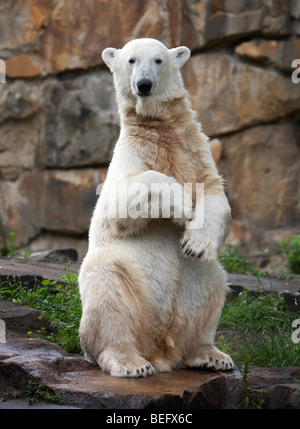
[0,256,299,409]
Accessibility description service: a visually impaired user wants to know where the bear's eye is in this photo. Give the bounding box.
[155,58,162,64]
[128,58,136,64]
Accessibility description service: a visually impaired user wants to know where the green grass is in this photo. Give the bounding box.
[219,289,300,368]
[218,244,264,276]
[280,234,300,274]
[0,263,82,353]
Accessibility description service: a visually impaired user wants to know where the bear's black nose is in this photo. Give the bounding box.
[137,79,152,95]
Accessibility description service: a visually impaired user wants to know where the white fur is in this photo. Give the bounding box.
[79,38,233,377]
[102,38,190,117]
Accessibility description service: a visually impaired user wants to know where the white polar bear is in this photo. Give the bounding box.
[78,38,234,377]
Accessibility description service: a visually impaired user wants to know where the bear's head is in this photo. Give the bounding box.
[102,38,190,116]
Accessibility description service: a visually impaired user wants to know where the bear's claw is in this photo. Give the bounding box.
[181,239,205,259]
[180,229,218,261]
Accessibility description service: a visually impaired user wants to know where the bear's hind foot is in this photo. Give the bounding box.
[98,349,155,378]
[185,345,234,371]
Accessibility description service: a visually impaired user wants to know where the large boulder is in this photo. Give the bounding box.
[220,123,300,235]
[235,38,300,72]
[183,54,300,136]
[41,72,119,168]
[0,0,293,77]
[0,169,107,248]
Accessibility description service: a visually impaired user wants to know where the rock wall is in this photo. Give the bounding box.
[0,0,300,260]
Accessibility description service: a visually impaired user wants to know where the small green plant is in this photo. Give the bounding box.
[280,235,300,274]
[7,232,16,257]
[26,380,64,405]
[0,381,64,405]
[218,244,264,276]
[21,250,32,259]
[234,355,266,409]
[0,391,22,403]
[0,231,31,259]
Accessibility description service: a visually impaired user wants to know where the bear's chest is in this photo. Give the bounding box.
[127,123,199,188]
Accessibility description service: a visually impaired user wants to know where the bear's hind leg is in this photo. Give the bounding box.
[79,253,157,377]
[179,261,234,371]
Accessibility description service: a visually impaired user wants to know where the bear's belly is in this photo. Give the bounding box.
[90,220,182,319]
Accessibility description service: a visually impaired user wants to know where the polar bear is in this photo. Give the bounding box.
[78,38,234,377]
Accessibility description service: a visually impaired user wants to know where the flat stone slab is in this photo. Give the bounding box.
[0,299,299,409]
[1,334,299,409]
[227,273,300,312]
[0,257,80,286]
[227,272,300,295]
[0,333,239,409]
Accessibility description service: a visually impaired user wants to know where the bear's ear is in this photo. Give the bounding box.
[169,46,191,68]
[102,47,119,70]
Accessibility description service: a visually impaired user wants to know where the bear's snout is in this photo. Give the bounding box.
[136,79,153,96]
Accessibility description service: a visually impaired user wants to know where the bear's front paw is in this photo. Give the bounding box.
[180,229,218,261]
